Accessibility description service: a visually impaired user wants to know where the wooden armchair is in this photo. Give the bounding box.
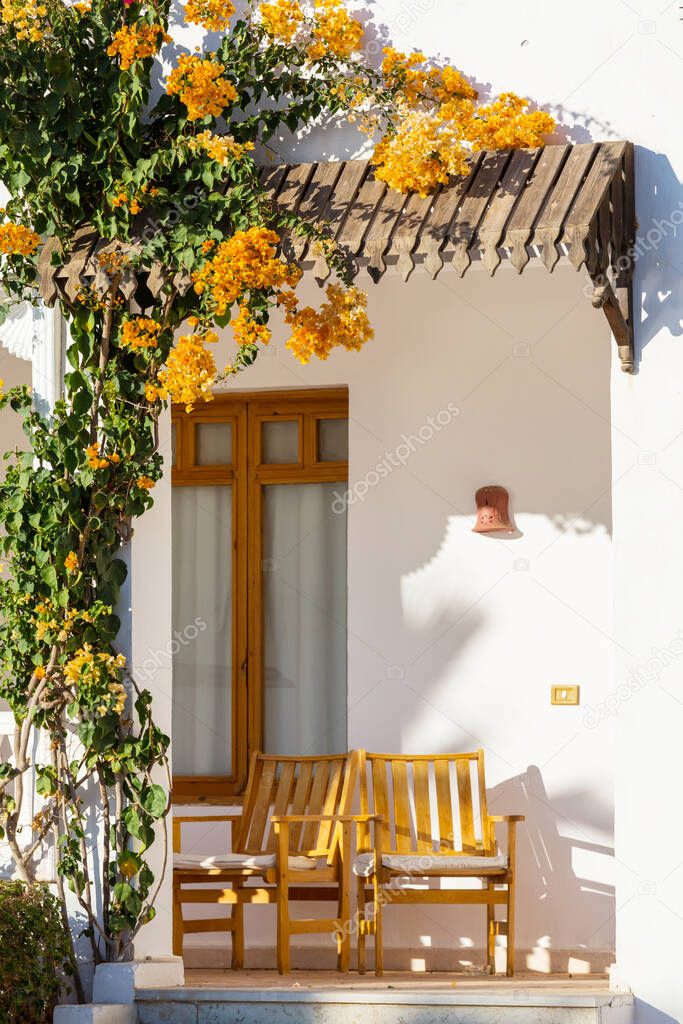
[355,750,524,976]
[173,750,360,973]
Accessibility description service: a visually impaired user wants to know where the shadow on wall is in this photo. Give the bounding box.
[632,149,683,364]
[489,767,615,972]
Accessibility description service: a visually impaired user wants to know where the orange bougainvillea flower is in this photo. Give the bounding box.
[260,0,304,43]
[307,0,364,60]
[192,226,300,315]
[0,222,40,257]
[107,23,171,72]
[157,331,218,411]
[166,55,238,121]
[184,0,235,31]
[120,317,162,351]
[285,283,373,364]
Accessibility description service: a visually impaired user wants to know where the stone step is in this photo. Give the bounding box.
[136,987,634,1024]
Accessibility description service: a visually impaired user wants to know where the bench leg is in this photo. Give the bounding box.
[172,880,183,959]
[506,879,516,977]
[276,885,290,974]
[486,884,496,975]
[337,821,352,972]
[357,876,367,974]
[337,887,351,972]
[231,884,245,970]
[373,876,384,977]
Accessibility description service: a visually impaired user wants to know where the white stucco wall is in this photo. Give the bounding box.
[172,265,616,973]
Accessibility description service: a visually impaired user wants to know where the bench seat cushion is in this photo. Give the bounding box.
[174,852,317,872]
[353,852,507,878]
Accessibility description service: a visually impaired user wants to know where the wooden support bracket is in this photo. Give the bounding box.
[591,276,634,374]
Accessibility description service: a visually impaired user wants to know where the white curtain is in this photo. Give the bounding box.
[172,485,232,777]
[263,482,348,755]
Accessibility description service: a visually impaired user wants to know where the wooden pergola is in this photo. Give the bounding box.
[36,140,636,371]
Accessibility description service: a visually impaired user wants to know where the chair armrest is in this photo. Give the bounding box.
[489,815,525,822]
[270,813,382,824]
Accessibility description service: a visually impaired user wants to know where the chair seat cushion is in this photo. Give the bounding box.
[174,852,317,872]
[353,852,508,878]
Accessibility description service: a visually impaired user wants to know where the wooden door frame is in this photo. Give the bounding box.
[172,387,349,803]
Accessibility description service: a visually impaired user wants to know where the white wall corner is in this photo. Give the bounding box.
[53,1005,136,1024]
[93,958,185,1005]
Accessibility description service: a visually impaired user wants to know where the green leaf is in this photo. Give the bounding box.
[141,784,167,820]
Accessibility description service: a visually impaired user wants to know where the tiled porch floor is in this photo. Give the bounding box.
[180,969,611,993]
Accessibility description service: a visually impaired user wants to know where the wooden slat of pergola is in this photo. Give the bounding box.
[38,141,637,371]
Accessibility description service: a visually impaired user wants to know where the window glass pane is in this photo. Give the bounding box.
[171,422,178,468]
[262,482,347,755]
[317,418,348,462]
[172,485,232,777]
[261,419,298,464]
[195,421,232,466]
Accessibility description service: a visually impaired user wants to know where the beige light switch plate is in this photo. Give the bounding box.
[551,685,580,706]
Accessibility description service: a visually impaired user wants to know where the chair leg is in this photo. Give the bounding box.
[276,884,290,974]
[337,884,351,972]
[506,879,516,977]
[373,877,384,977]
[486,883,496,975]
[172,879,183,959]
[231,885,244,971]
[357,876,367,975]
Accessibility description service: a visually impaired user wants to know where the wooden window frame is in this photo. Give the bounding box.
[172,387,348,803]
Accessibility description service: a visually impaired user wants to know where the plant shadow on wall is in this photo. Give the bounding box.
[631,149,683,362]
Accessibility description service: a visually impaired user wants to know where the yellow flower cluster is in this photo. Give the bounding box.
[166,55,238,121]
[193,226,301,315]
[371,49,555,194]
[34,602,94,645]
[285,283,372,363]
[64,551,79,573]
[120,316,162,351]
[107,23,171,72]
[232,304,272,348]
[110,181,158,215]
[184,0,235,31]
[136,476,155,490]
[64,645,128,717]
[73,1,91,13]
[260,0,304,43]
[308,0,363,60]
[464,92,556,151]
[0,222,41,257]
[157,331,218,411]
[144,382,168,403]
[188,130,254,166]
[86,443,121,471]
[372,109,469,196]
[0,0,47,42]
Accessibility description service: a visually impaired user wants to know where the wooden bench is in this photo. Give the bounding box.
[173,750,361,973]
[355,750,524,976]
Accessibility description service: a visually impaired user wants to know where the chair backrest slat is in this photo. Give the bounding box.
[363,751,490,857]
[288,760,314,849]
[434,758,454,851]
[316,758,344,851]
[456,758,475,852]
[300,760,330,850]
[392,760,412,852]
[266,761,296,851]
[247,758,277,851]
[413,760,432,852]
[371,757,391,851]
[237,753,356,861]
